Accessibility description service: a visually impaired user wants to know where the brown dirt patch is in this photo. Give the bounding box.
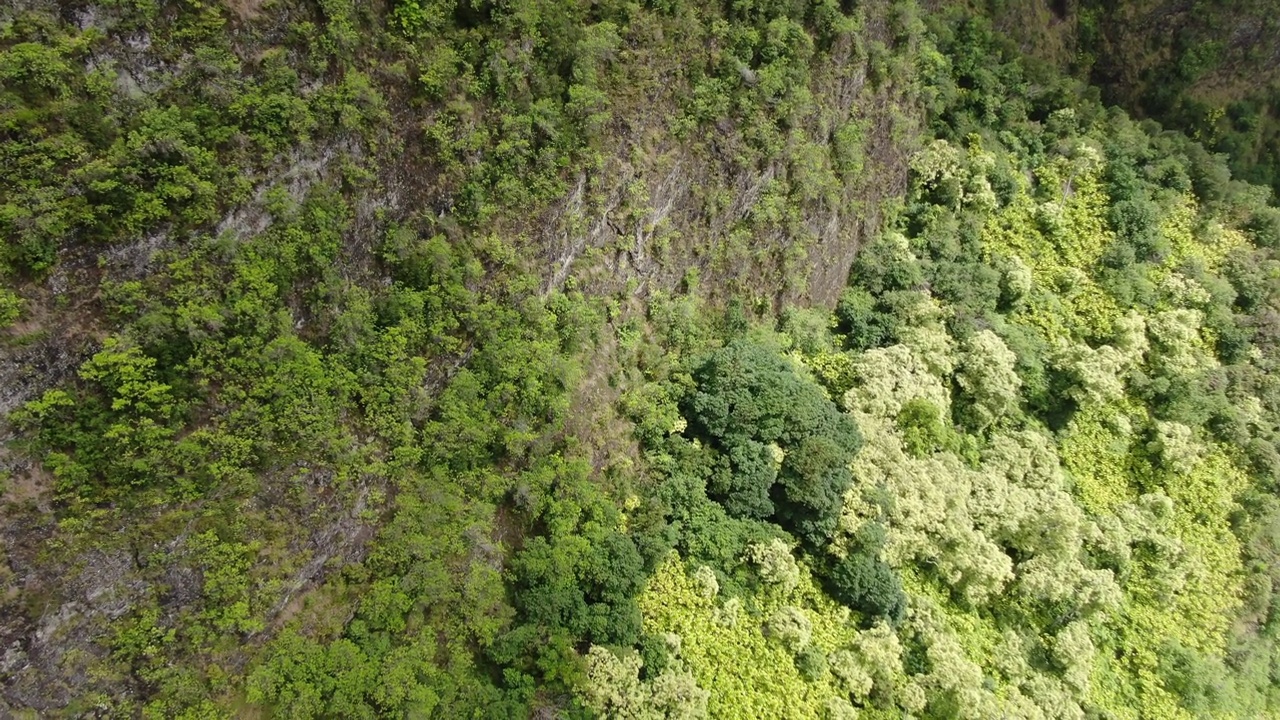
[224,0,266,20]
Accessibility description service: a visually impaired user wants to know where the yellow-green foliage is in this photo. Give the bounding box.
[982,153,1124,342]
[1060,402,1145,514]
[1155,448,1245,655]
[1161,194,1247,273]
[638,554,865,719]
[1087,447,1249,718]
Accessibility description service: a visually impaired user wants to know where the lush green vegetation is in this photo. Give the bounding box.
[4,1,1280,719]
[977,0,1280,200]
[1076,0,1280,198]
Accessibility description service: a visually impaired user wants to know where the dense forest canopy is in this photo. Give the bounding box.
[972,0,1280,198]
[3,0,1280,718]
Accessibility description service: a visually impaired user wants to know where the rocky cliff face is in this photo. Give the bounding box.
[0,0,920,712]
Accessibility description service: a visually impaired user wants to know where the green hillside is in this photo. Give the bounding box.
[973,0,1280,197]
[2,1,1280,718]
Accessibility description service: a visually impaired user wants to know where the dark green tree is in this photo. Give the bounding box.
[685,338,861,546]
[826,553,906,624]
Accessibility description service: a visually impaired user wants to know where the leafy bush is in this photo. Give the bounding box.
[825,553,906,623]
[0,288,21,328]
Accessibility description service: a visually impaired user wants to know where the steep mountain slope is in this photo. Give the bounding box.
[971,0,1280,196]
[616,16,1280,718]
[3,1,1280,719]
[0,0,921,715]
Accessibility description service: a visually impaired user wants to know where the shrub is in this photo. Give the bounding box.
[826,553,906,623]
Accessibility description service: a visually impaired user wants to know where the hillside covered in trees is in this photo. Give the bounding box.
[3,1,1280,718]
[973,0,1280,198]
